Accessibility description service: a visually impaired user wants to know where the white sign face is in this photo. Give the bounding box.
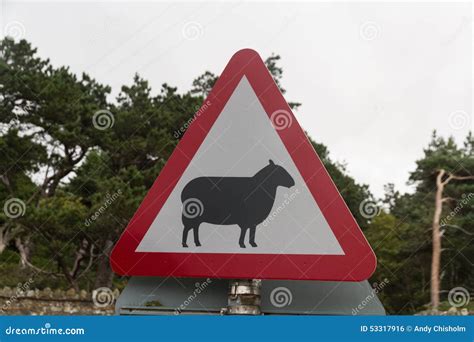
[136,77,344,255]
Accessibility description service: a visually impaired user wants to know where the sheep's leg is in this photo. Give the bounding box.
[249,226,257,247]
[238,225,248,248]
[182,226,192,248]
[193,225,201,247]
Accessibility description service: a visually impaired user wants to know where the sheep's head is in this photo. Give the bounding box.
[268,160,295,188]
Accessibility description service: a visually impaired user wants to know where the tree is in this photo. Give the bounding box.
[410,132,473,311]
[308,138,373,228]
[190,71,217,98]
[0,39,373,293]
[365,212,414,313]
[264,54,301,110]
[364,132,474,314]
[191,54,301,110]
[0,129,46,254]
[0,38,111,288]
[66,74,201,287]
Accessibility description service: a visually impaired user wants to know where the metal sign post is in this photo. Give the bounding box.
[115,277,385,316]
[223,279,262,315]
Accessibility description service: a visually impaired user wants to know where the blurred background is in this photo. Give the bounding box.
[0,1,472,315]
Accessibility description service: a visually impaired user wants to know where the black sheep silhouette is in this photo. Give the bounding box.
[181,160,295,248]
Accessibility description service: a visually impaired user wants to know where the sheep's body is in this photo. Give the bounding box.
[181,160,294,248]
[181,176,276,227]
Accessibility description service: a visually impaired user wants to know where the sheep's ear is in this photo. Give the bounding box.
[269,159,274,165]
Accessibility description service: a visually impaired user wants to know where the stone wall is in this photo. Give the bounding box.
[0,287,119,315]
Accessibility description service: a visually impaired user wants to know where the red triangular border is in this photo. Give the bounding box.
[110,49,376,281]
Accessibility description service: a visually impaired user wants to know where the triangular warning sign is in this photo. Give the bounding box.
[111,49,376,281]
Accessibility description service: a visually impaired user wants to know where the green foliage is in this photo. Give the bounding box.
[410,131,473,192]
[1,38,472,318]
[190,53,301,110]
[1,39,366,291]
[190,71,217,97]
[308,137,372,228]
[366,132,474,314]
[410,132,474,296]
[29,192,87,243]
[366,212,432,313]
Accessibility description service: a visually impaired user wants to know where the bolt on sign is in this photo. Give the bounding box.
[111,49,376,281]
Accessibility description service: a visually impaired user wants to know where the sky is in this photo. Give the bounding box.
[1,1,472,198]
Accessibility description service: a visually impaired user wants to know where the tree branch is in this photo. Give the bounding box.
[441,224,474,236]
[436,169,446,186]
[449,174,474,181]
[441,197,455,203]
[70,239,89,279]
[0,174,13,194]
[76,244,96,279]
[24,258,63,277]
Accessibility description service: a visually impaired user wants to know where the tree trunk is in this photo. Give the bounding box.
[430,170,444,312]
[57,255,79,292]
[70,239,89,279]
[430,170,474,312]
[0,226,12,254]
[0,240,6,254]
[15,237,32,268]
[94,239,115,289]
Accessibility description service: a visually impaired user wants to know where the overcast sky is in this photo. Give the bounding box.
[1,1,472,198]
